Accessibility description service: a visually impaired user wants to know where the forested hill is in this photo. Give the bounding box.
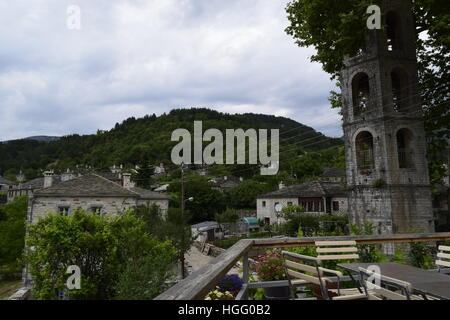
[0,108,343,179]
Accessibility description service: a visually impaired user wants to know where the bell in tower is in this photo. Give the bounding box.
[341,0,434,234]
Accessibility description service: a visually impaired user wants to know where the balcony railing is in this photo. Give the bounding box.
[155,232,450,300]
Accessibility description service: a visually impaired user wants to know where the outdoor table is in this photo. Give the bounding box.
[337,262,450,300]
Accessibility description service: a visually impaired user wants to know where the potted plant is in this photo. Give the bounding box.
[205,287,235,300]
[217,274,243,297]
[254,250,290,300]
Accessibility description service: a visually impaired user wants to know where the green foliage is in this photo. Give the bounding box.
[372,179,385,188]
[114,243,177,300]
[0,109,342,179]
[280,204,349,237]
[408,242,434,269]
[350,222,387,263]
[135,205,194,275]
[26,209,176,300]
[168,174,226,223]
[285,0,377,76]
[225,179,276,209]
[215,208,240,225]
[408,229,435,269]
[163,208,195,269]
[0,196,28,276]
[392,247,408,265]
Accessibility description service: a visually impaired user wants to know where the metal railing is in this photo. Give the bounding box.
[155,232,450,300]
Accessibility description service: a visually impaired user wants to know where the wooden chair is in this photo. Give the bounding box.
[315,240,359,262]
[436,245,450,272]
[314,240,363,297]
[281,251,366,300]
[358,267,414,300]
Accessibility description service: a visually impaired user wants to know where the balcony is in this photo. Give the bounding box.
[156,232,450,300]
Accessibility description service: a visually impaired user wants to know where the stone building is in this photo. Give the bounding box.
[257,180,348,225]
[209,176,243,191]
[341,0,434,233]
[0,176,15,193]
[29,173,169,224]
[320,168,346,183]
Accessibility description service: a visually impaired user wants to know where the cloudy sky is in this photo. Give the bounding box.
[0,0,342,141]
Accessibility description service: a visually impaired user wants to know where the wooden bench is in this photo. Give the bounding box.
[436,245,450,272]
[282,251,366,300]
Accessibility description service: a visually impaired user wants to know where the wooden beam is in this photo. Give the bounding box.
[251,232,450,248]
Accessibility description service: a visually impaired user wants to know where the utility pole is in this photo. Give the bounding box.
[180,163,186,279]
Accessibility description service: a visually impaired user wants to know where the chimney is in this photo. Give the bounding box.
[61,169,75,182]
[43,171,54,188]
[279,181,285,190]
[122,173,133,189]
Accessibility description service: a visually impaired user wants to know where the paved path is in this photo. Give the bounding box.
[185,246,242,276]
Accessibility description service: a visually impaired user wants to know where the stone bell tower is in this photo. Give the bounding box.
[341,0,434,234]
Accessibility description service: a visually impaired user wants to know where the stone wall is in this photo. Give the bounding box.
[31,196,169,223]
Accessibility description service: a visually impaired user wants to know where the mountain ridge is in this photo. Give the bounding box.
[0,108,343,178]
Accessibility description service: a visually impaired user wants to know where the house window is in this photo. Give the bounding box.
[58,206,70,216]
[264,218,270,225]
[352,73,370,116]
[262,201,266,208]
[332,201,340,212]
[90,206,103,215]
[356,131,374,170]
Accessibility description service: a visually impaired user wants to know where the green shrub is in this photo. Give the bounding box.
[0,196,27,277]
[350,222,387,263]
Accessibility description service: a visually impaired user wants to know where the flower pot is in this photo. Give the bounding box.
[263,286,291,300]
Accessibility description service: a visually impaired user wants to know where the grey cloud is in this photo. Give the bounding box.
[0,0,343,141]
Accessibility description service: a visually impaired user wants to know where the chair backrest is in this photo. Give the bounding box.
[281,251,329,299]
[358,267,412,300]
[315,240,359,261]
[436,245,450,271]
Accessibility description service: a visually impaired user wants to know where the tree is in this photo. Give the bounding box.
[114,243,177,300]
[163,208,194,279]
[26,209,176,300]
[0,196,27,276]
[225,179,276,209]
[168,174,226,223]
[286,0,449,184]
[215,208,240,233]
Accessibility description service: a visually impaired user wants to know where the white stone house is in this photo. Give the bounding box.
[29,173,169,224]
[256,180,348,225]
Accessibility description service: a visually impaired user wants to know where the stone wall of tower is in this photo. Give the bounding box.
[342,0,434,234]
